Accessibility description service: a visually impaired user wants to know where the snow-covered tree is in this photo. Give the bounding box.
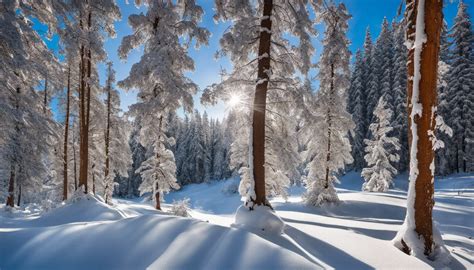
[0,1,58,206]
[103,62,132,204]
[362,96,400,192]
[445,0,474,173]
[118,0,209,209]
[347,50,367,170]
[203,0,320,209]
[304,3,354,206]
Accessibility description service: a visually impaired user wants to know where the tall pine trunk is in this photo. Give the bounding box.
[16,184,21,206]
[104,68,112,204]
[6,165,15,207]
[154,115,164,210]
[324,64,335,189]
[401,0,443,256]
[43,75,48,114]
[251,0,273,208]
[78,10,92,194]
[63,65,71,201]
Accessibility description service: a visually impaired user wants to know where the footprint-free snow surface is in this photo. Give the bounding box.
[1,174,473,269]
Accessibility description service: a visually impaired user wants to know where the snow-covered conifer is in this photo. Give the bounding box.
[304,3,354,206]
[118,0,209,209]
[362,97,400,192]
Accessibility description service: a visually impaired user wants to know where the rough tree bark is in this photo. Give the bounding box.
[43,74,48,114]
[6,166,15,207]
[104,65,112,204]
[154,115,164,210]
[63,65,71,201]
[16,184,21,207]
[251,0,273,208]
[324,64,335,189]
[78,9,92,194]
[402,0,443,256]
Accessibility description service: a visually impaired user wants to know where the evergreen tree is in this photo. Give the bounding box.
[304,3,354,206]
[118,0,209,209]
[362,97,400,192]
[445,0,474,172]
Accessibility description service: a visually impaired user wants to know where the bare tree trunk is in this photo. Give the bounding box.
[6,166,15,207]
[251,0,273,208]
[402,0,443,256]
[78,9,92,194]
[324,64,335,189]
[72,119,78,190]
[16,184,21,207]
[43,75,48,114]
[155,189,161,210]
[104,65,112,203]
[63,65,71,201]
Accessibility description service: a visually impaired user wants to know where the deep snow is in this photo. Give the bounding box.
[0,173,472,269]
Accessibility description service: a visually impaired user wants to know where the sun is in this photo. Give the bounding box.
[228,94,242,107]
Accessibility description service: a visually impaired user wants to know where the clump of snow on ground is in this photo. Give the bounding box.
[233,205,285,235]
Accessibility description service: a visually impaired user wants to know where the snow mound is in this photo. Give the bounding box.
[233,205,285,235]
[0,214,318,269]
[34,193,125,226]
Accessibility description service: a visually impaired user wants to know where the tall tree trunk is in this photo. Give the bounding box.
[6,166,15,207]
[78,10,92,194]
[155,187,161,210]
[16,184,21,207]
[324,64,335,189]
[63,65,71,201]
[402,0,443,256]
[154,115,164,210]
[43,75,48,114]
[72,119,78,190]
[104,67,112,203]
[251,0,273,208]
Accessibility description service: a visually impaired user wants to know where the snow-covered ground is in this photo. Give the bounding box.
[1,173,472,269]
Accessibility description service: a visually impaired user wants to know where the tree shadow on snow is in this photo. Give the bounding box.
[283,225,375,269]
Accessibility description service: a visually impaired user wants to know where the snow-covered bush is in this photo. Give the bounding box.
[233,205,285,235]
[221,178,240,195]
[169,198,191,218]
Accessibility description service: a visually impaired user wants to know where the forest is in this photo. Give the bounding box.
[0,0,473,269]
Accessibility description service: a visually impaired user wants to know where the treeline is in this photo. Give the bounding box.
[115,110,235,197]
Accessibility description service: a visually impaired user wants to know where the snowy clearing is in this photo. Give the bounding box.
[1,173,472,270]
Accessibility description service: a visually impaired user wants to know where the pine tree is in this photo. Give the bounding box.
[103,62,132,204]
[362,97,400,192]
[445,0,474,173]
[392,21,409,172]
[348,50,367,170]
[203,0,320,209]
[118,0,209,209]
[304,3,354,206]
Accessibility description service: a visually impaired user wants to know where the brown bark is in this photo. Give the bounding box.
[6,166,15,207]
[72,119,78,190]
[63,65,71,201]
[403,0,443,256]
[155,190,161,210]
[251,0,273,208]
[104,65,112,204]
[78,9,92,194]
[16,184,21,207]
[43,75,48,114]
[324,64,335,189]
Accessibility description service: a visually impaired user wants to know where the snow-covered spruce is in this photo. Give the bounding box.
[362,96,400,192]
[202,0,321,208]
[303,3,354,206]
[118,0,210,209]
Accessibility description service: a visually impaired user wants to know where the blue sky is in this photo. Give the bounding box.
[39,0,473,120]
